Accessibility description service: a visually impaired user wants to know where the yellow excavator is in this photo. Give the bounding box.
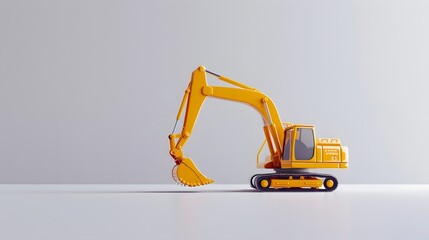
[169,66,348,191]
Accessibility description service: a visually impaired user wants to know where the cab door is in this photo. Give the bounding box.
[293,127,316,162]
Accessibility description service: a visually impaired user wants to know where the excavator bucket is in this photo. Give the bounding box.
[172,158,214,187]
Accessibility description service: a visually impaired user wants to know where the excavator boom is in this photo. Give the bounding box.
[169,66,285,187]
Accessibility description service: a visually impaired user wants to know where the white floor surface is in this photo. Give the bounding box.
[0,184,428,240]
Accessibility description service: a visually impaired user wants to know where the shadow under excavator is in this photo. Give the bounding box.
[136,189,259,193]
[0,185,261,194]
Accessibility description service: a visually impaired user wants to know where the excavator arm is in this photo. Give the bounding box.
[169,66,286,187]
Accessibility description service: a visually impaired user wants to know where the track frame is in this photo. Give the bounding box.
[251,172,338,192]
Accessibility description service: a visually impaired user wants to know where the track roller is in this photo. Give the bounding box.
[256,177,271,191]
[323,176,338,192]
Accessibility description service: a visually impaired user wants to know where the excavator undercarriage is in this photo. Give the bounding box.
[250,172,338,192]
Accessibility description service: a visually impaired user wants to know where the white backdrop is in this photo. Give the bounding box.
[1,0,428,184]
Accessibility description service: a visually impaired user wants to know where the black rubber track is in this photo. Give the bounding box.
[250,175,257,189]
[252,173,338,192]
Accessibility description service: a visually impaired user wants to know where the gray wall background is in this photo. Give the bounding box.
[1,0,428,184]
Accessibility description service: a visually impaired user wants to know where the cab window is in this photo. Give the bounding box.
[294,128,315,160]
[282,129,292,160]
